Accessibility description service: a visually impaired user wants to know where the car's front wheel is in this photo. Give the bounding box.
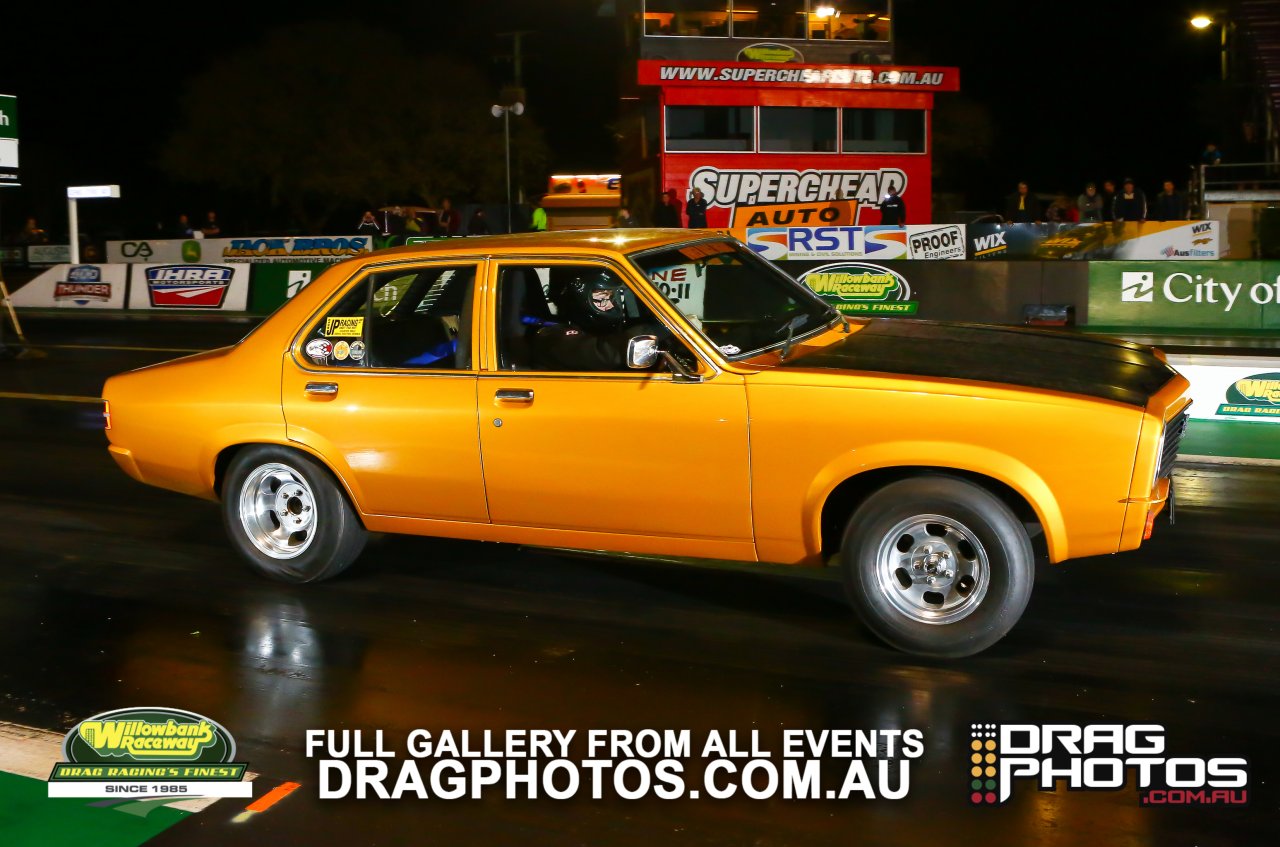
[221,446,367,583]
[840,475,1034,658]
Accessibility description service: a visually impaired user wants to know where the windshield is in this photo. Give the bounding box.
[629,239,838,359]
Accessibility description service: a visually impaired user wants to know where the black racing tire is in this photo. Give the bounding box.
[840,475,1034,658]
[221,445,367,583]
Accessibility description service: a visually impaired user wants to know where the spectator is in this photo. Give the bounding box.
[1113,178,1147,222]
[879,186,906,225]
[467,208,490,235]
[1004,182,1040,223]
[200,211,223,238]
[173,213,194,238]
[685,188,709,228]
[1100,179,1118,222]
[357,211,381,237]
[1151,180,1189,221]
[615,207,641,227]
[654,190,681,228]
[1044,194,1073,223]
[1077,183,1104,222]
[18,217,47,244]
[1201,142,1223,166]
[529,196,548,232]
[438,198,461,237]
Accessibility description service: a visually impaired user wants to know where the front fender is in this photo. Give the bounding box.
[804,440,1068,562]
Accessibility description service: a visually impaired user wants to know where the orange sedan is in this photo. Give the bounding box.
[103,231,1190,656]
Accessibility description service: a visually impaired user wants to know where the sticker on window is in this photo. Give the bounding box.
[349,341,366,362]
[647,263,706,318]
[334,340,351,361]
[324,316,364,337]
[305,338,333,363]
[719,344,741,355]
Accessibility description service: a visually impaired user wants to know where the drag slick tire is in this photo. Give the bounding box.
[840,475,1034,658]
[221,446,367,583]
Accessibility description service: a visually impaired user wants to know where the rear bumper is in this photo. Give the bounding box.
[108,445,144,483]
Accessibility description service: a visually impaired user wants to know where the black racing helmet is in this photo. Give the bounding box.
[559,270,628,329]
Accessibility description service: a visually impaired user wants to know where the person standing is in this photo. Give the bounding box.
[1077,183,1104,222]
[1004,182,1039,223]
[615,207,641,227]
[1151,180,1189,221]
[438,198,461,237]
[879,186,906,225]
[654,190,680,228]
[173,214,194,238]
[200,210,223,237]
[529,196,548,232]
[1100,179,1118,222]
[357,211,381,237]
[1201,142,1223,167]
[467,208,490,235]
[685,188,709,228]
[1112,178,1147,223]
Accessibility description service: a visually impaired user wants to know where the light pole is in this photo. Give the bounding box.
[490,102,524,234]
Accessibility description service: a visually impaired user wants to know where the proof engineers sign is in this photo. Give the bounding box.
[0,93,18,187]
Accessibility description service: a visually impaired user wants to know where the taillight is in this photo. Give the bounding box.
[103,400,112,430]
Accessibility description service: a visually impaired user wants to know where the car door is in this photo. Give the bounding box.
[476,258,753,544]
[282,259,489,523]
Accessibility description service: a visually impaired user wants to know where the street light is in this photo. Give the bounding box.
[1190,11,1230,80]
[490,102,524,234]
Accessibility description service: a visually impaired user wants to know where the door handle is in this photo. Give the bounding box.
[305,382,339,396]
[495,388,534,403]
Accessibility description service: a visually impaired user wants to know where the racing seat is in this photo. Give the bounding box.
[498,268,553,370]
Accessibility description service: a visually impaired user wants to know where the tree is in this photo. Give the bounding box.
[161,22,547,232]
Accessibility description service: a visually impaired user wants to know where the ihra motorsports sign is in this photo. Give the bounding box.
[49,707,252,798]
[798,262,917,315]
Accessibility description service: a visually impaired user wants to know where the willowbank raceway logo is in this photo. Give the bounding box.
[48,707,252,799]
[966,722,1248,807]
[1217,372,1280,419]
[798,262,917,315]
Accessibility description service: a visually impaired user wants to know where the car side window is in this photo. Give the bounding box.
[302,279,370,368]
[301,265,476,371]
[366,265,476,370]
[495,263,695,373]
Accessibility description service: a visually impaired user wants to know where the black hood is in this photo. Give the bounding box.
[775,320,1177,407]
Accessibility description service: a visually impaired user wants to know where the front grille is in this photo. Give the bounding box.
[1158,406,1190,479]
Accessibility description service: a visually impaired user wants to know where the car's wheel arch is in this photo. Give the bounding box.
[808,447,1064,564]
[212,440,365,523]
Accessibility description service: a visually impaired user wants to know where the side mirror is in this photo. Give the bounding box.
[626,335,660,369]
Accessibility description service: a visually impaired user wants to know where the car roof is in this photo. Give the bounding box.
[365,228,726,262]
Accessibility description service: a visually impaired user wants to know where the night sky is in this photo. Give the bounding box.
[0,0,1238,237]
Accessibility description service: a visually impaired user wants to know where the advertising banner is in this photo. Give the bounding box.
[968,221,1219,261]
[0,93,18,187]
[107,235,373,265]
[639,61,959,92]
[26,244,72,266]
[667,159,931,231]
[1168,356,1280,424]
[128,263,250,311]
[1087,261,1280,329]
[747,224,965,261]
[9,264,128,309]
[248,263,328,313]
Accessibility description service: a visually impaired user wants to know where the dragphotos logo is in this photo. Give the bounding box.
[969,722,1248,807]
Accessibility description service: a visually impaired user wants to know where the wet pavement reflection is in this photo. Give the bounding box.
[0,320,1275,845]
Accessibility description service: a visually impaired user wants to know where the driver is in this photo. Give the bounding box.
[531,270,659,371]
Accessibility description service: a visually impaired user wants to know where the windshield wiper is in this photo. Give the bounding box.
[776,314,808,362]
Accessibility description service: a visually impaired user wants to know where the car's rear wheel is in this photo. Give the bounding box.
[221,446,367,583]
[840,475,1034,658]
